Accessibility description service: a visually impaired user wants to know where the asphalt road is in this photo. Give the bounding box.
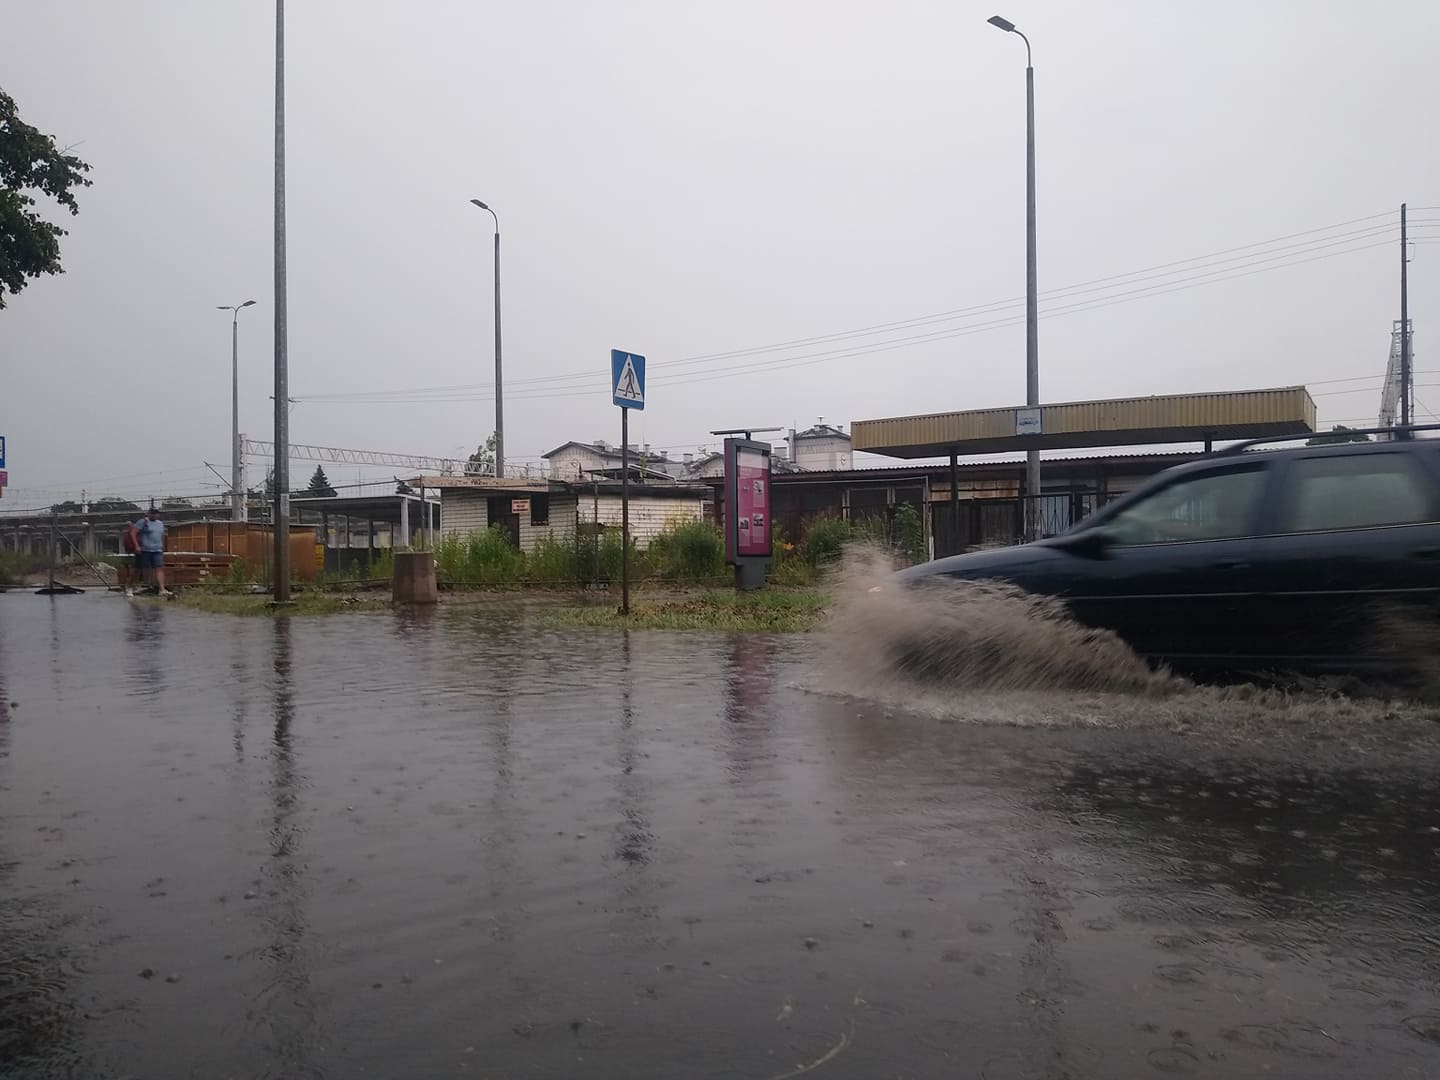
[4,592,1440,1079]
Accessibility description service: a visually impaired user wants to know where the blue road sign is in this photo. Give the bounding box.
[0,436,6,469]
[611,350,646,410]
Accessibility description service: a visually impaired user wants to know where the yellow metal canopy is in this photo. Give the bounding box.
[852,387,1316,458]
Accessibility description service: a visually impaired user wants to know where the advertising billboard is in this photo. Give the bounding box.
[723,437,773,568]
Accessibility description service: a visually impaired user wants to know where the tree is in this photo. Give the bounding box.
[465,433,498,476]
[306,466,337,497]
[160,496,193,511]
[1306,425,1372,446]
[395,480,413,495]
[0,90,92,310]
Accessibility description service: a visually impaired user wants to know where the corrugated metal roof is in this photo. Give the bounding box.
[853,387,1317,458]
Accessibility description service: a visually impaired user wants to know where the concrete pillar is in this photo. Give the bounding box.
[392,550,437,604]
[366,518,374,572]
[399,496,410,550]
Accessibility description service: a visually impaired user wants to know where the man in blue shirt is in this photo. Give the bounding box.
[133,508,171,597]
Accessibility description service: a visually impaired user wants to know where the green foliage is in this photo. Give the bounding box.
[527,532,583,583]
[306,467,337,497]
[597,528,631,584]
[0,90,92,309]
[227,558,253,585]
[768,522,816,586]
[0,551,23,587]
[892,504,926,565]
[647,520,726,582]
[435,526,523,585]
[465,433,498,477]
[538,589,826,632]
[803,517,852,568]
[367,548,394,581]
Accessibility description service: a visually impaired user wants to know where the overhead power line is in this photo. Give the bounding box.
[298,211,1416,408]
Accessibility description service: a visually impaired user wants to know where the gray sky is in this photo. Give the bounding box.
[2,0,1437,505]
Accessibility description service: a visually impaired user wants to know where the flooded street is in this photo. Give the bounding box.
[6,594,1440,1079]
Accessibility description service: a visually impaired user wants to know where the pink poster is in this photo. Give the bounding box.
[735,448,770,557]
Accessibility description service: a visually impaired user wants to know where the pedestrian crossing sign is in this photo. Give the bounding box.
[611,350,646,410]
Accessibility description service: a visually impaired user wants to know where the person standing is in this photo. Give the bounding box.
[134,508,171,597]
[121,518,142,597]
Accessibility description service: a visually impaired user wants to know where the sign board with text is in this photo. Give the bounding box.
[510,498,530,515]
[1014,408,1042,437]
[0,435,7,468]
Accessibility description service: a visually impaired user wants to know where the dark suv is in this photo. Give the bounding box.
[898,428,1440,677]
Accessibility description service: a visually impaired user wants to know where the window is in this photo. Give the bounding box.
[1282,454,1439,532]
[530,493,550,527]
[1104,467,1266,545]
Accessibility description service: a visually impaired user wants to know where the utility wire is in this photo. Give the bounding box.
[298,212,1414,404]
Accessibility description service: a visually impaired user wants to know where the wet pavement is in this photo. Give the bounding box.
[5,593,1440,1078]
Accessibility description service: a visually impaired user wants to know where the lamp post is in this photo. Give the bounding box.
[217,299,257,521]
[469,198,504,478]
[988,13,1041,541]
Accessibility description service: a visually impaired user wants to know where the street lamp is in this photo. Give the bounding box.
[988,13,1041,541]
[217,299,258,521]
[469,198,504,478]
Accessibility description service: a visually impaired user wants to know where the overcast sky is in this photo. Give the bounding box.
[2,0,1437,505]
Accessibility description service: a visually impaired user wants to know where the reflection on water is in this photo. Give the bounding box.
[612,631,654,869]
[123,601,165,697]
[4,598,1440,1078]
[253,617,320,1079]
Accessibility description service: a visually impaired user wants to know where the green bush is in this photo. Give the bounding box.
[597,527,632,583]
[803,516,852,568]
[0,551,23,587]
[527,532,582,584]
[367,548,395,581]
[649,520,726,582]
[892,504,926,565]
[435,527,523,585]
[768,521,815,586]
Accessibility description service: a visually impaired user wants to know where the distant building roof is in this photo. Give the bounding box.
[793,424,850,442]
[543,440,624,460]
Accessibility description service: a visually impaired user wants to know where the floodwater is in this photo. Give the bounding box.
[5,592,1440,1079]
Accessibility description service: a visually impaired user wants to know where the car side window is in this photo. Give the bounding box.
[1104,466,1266,545]
[1281,453,1440,533]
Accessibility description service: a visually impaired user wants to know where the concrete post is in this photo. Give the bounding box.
[399,495,410,550]
[392,550,437,604]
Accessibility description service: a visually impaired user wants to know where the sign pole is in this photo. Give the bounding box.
[610,348,645,615]
[621,409,630,615]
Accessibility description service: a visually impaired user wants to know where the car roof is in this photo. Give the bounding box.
[1110,429,1440,489]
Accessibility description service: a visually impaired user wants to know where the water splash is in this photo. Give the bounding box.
[823,547,1179,697]
[810,547,1440,752]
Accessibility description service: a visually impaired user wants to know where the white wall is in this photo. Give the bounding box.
[579,495,705,548]
[794,436,852,471]
[439,489,581,551]
[547,446,617,481]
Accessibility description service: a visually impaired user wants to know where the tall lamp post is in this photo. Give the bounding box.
[469,198,504,478]
[988,13,1041,541]
[217,299,257,521]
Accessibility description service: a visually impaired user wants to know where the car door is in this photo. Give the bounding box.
[1246,448,1440,671]
[1055,461,1274,667]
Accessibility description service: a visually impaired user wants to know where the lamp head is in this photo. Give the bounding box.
[987,14,1016,32]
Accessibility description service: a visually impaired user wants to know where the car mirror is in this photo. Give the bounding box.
[1052,526,1117,558]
